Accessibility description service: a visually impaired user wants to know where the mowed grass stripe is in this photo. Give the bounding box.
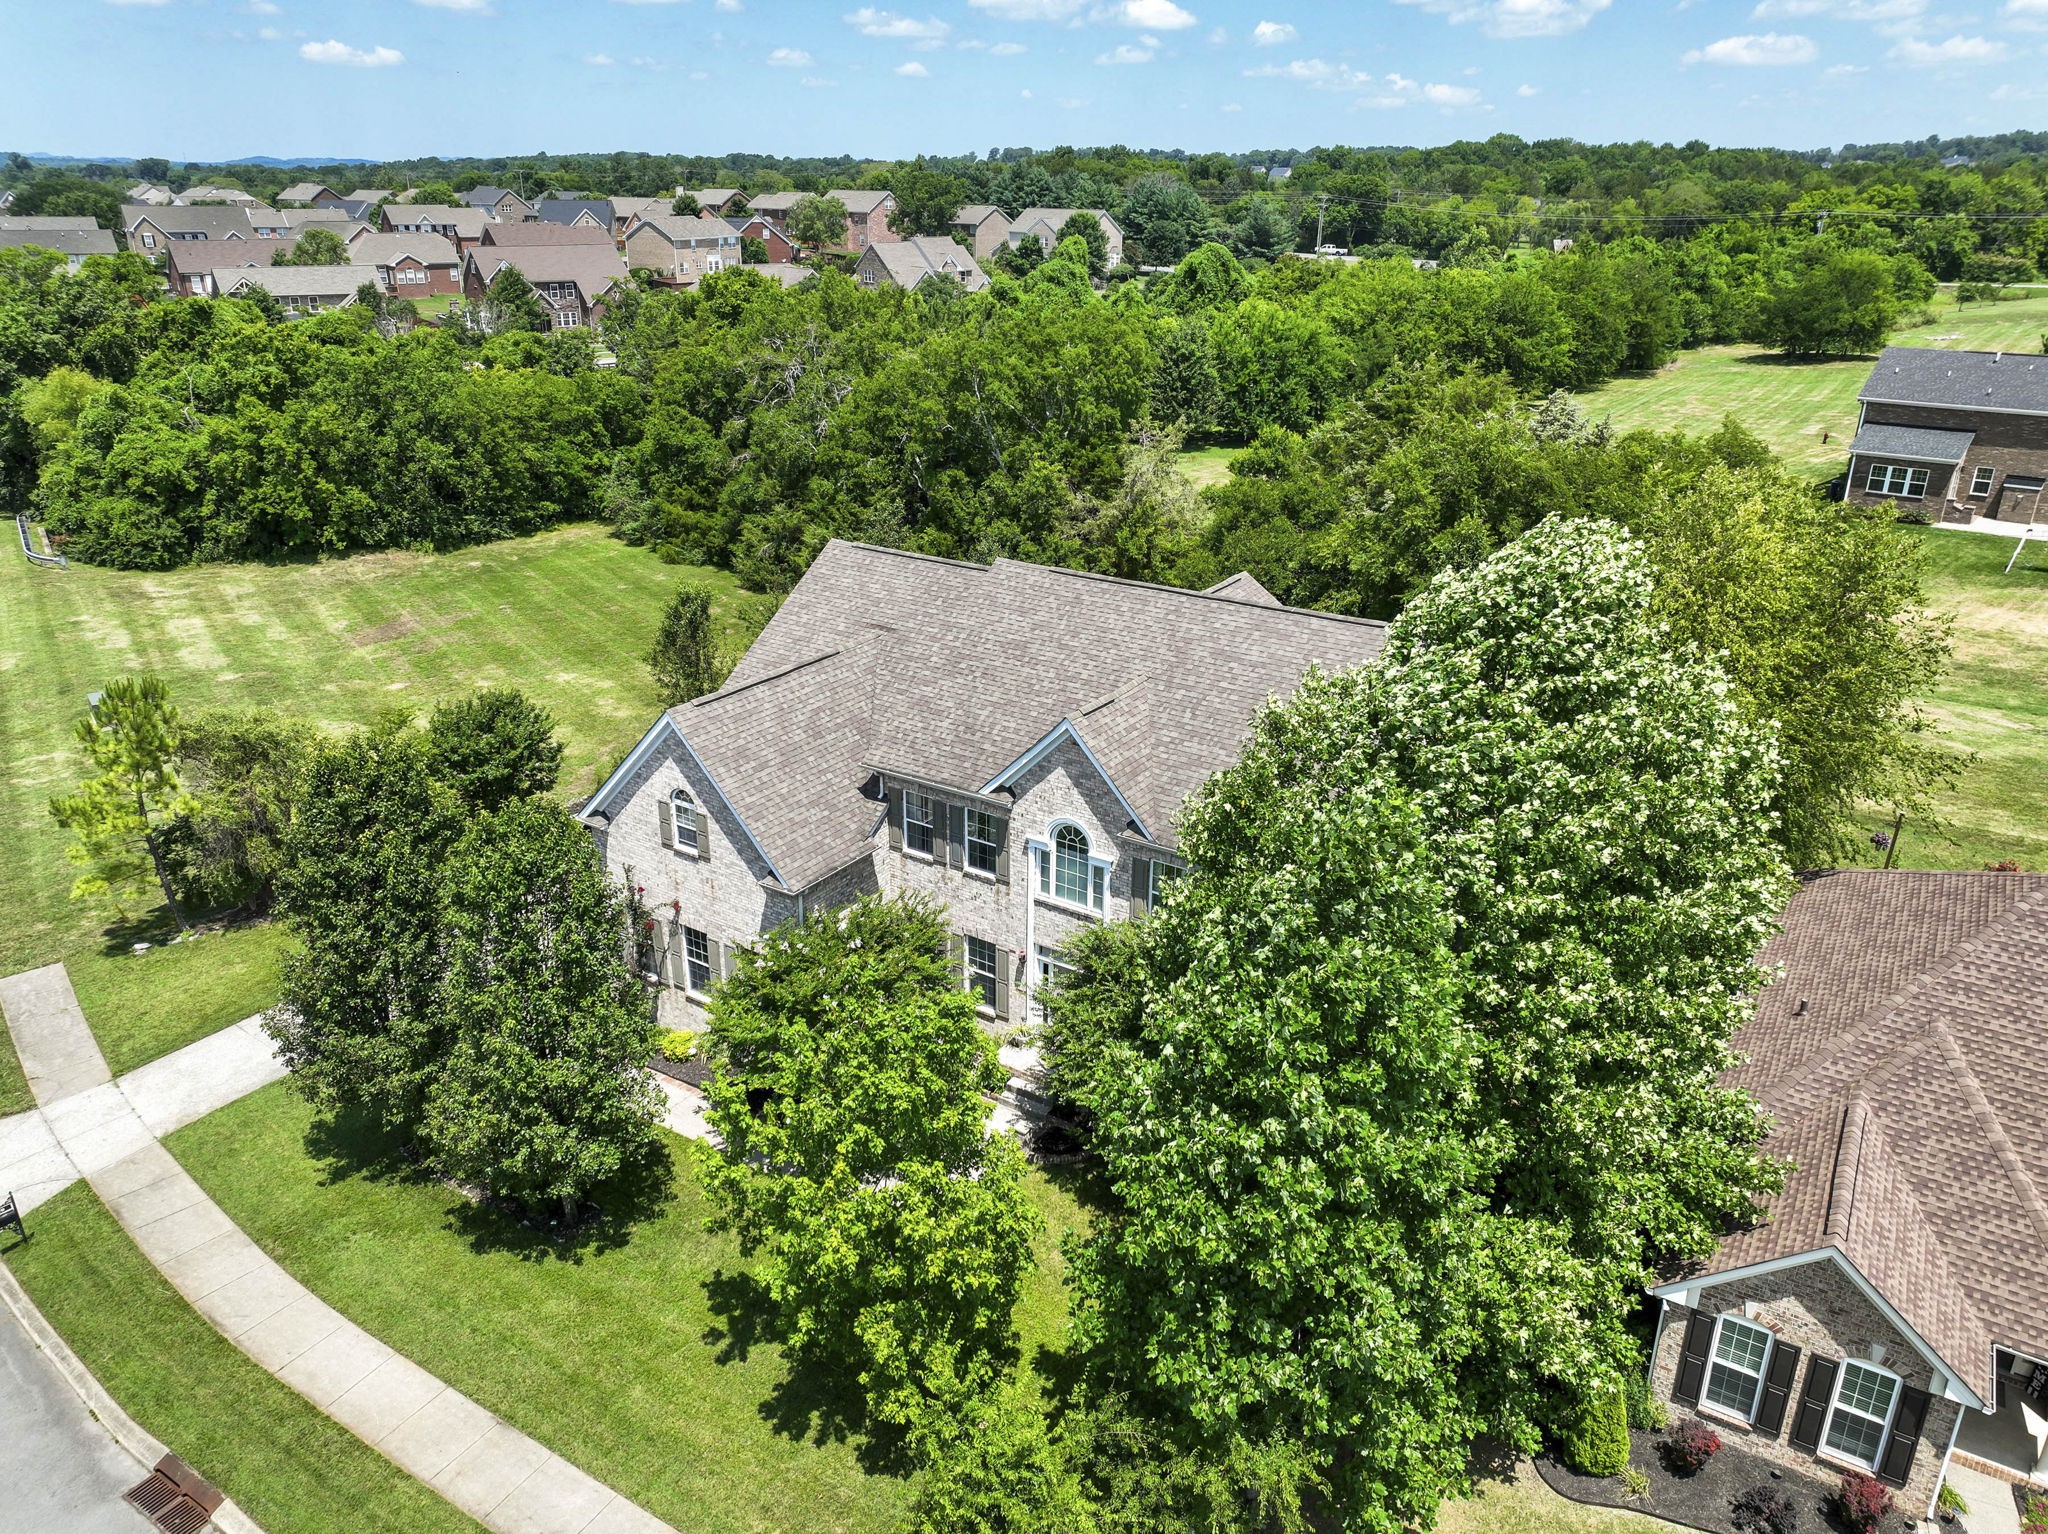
[0,525,737,1077]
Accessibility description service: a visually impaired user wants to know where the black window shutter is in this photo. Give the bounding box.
[887,785,903,852]
[1754,1341,1802,1436]
[947,805,967,870]
[657,798,675,850]
[993,817,1011,883]
[1877,1384,1932,1488]
[1789,1355,1840,1453]
[1129,858,1152,916]
[1673,1308,1716,1408]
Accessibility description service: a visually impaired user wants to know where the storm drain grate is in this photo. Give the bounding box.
[123,1453,223,1534]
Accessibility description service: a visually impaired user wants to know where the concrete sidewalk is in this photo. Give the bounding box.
[2,963,674,1534]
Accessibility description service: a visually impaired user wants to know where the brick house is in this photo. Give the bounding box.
[462,245,628,329]
[578,540,1384,1026]
[532,198,615,233]
[207,264,362,315]
[729,215,796,265]
[686,189,749,216]
[745,189,900,252]
[620,214,741,286]
[461,185,533,222]
[951,204,1011,260]
[277,182,340,206]
[1648,870,2048,1519]
[346,231,461,296]
[853,236,989,293]
[1006,207,1125,269]
[381,203,488,252]
[123,202,290,266]
[1846,347,2048,525]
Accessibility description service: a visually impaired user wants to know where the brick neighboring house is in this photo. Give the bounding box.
[346,231,461,296]
[621,215,741,286]
[578,540,1384,1027]
[278,182,340,206]
[380,203,488,252]
[951,204,1011,260]
[686,189,749,216]
[854,236,989,293]
[1648,870,2048,1519]
[747,189,900,251]
[208,264,362,314]
[124,202,290,260]
[1006,207,1125,269]
[175,227,369,296]
[532,198,615,233]
[0,224,118,269]
[1845,347,2048,525]
[477,221,615,251]
[609,196,669,236]
[462,185,533,222]
[462,245,628,329]
[728,215,796,265]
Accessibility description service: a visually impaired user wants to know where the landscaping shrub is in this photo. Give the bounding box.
[2022,1493,2048,1534]
[656,1028,696,1062]
[1619,1468,1650,1500]
[1660,1418,1722,1474]
[1625,1372,1670,1431]
[1730,1482,1798,1534]
[1831,1471,1895,1534]
[1559,1383,1632,1476]
[1935,1479,1967,1519]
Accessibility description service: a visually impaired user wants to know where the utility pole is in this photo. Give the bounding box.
[1314,191,1330,251]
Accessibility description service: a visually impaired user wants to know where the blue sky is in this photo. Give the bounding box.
[6,0,2045,163]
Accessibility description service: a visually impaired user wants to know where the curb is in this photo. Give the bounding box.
[0,1250,266,1534]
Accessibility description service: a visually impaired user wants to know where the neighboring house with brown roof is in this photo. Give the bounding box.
[1649,870,2048,1519]
[951,204,1011,260]
[477,221,615,250]
[747,189,900,251]
[178,185,260,205]
[621,214,741,285]
[208,264,362,314]
[854,236,989,293]
[124,202,290,259]
[1846,348,2048,526]
[1006,207,1125,269]
[686,188,749,215]
[579,541,1382,1026]
[380,203,488,252]
[461,245,628,330]
[127,181,176,206]
[278,182,340,205]
[610,196,669,236]
[346,231,461,296]
[462,185,532,222]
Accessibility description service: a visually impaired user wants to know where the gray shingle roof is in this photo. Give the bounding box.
[624,214,741,247]
[1860,345,2048,414]
[466,245,628,299]
[952,204,1006,227]
[345,231,459,269]
[533,198,614,228]
[1846,422,1976,463]
[0,228,117,258]
[462,186,527,210]
[1670,870,2048,1401]
[212,264,362,299]
[832,189,894,218]
[477,221,614,248]
[862,237,989,291]
[650,540,1386,890]
[126,204,280,240]
[0,215,101,231]
[382,205,488,240]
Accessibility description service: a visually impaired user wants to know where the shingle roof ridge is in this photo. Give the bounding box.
[682,647,843,709]
[985,554,1389,630]
[830,539,993,574]
[1930,1015,2048,1252]
[1753,873,2048,1116]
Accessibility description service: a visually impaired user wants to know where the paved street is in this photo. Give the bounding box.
[0,1294,149,1534]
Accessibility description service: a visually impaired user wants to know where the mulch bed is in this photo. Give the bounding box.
[1537,1426,1924,1534]
[651,1052,713,1090]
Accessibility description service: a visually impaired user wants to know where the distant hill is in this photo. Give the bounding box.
[20,152,376,167]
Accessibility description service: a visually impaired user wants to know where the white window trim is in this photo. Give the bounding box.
[965,807,1001,878]
[1033,821,1109,917]
[1970,464,1997,498]
[669,788,701,856]
[681,924,716,1000]
[1819,1357,1904,1472]
[1698,1314,1774,1427]
[1862,461,1930,499]
[964,934,1000,1013]
[902,789,936,862]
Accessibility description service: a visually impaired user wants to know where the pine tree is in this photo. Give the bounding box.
[48,676,193,927]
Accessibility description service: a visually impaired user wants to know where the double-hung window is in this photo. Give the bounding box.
[1863,461,1929,498]
[669,789,701,856]
[964,935,999,1009]
[1971,464,1997,498]
[1703,1316,1772,1420]
[903,790,934,857]
[1040,824,1105,912]
[1823,1361,1900,1468]
[966,808,1001,875]
[683,925,714,994]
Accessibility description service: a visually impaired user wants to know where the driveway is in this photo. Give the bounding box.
[0,1292,149,1533]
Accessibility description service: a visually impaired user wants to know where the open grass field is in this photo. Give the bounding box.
[1174,444,1244,488]
[1874,525,2048,873]
[3,1182,484,1534]
[1,525,741,1083]
[167,1081,1094,1534]
[1576,290,2048,478]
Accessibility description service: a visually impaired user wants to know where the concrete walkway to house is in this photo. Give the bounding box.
[1949,1461,2025,1534]
[1,964,674,1534]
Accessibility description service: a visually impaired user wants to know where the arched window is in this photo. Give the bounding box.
[1052,825,1089,905]
[668,788,701,856]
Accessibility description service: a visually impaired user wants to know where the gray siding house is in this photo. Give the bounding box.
[579,540,1384,1027]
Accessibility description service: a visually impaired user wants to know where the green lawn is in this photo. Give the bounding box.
[1869,524,2048,872]
[167,1081,1092,1534]
[1577,290,2048,478]
[3,1182,484,1534]
[1,524,739,1077]
[0,1035,28,1118]
[1174,444,1244,488]
[1438,1462,1665,1534]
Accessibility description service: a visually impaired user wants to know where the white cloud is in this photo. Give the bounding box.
[967,0,1086,17]
[690,67,710,78]
[895,58,931,73]
[1751,0,1922,17]
[413,0,494,11]
[103,0,171,7]
[1992,78,2048,96]
[1020,87,1033,96]
[244,0,281,13]
[1110,0,1197,25]
[1244,57,1485,106]
[1250,18,1296,43]
[1393,0,1609,37]
[1517,81,1540,93]
[1097,39,1156,60]
[1222,99,1242,108]
[1823,60,1868,72]
[299,38,404,65]
[1680,31,1817,62]
[258,25,283,40]
[801,74,837,85]
[990,39,1027,52]
[1055,94,1090,106]
[845,7,951,38]
[584,51,616,64]
[715,0,743,9]
[765,46,814,64]
[2006,0,2048,15]
[1889,31,2005,61]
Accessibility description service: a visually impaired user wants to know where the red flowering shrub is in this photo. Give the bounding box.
[1660,1417,1722,1473]
[2020,1494,2048,1534]
[1987,859,2024,873]
[1832,1471,1895,1534]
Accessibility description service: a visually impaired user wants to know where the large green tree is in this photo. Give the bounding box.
[271,226,348,267]
[423,797,662,1221]
[1061,519,1790,1532]
[425,686,564,813]
[47,675,193,925]
[646,582,723,706]
[482,264,551,334]
[703,894,1041,1431]
[786,194,849,254]
[1747,248,1899,356]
